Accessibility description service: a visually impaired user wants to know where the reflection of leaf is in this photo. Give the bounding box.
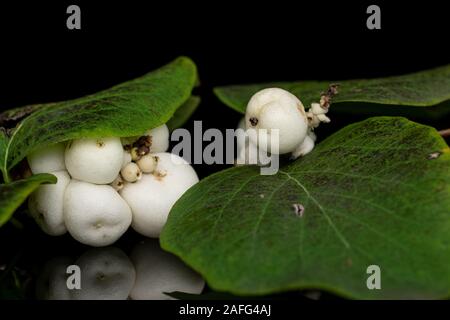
[0,174,56,227]
[167,95,201,130]
[0,57,197,178]
[161,117,450,299]
[166,291,245,300]
[214,65,450,116]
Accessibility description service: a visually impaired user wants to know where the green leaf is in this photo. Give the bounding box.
[214,65,450,116]
[161,117,450,299]
[0,174,56,227]
[167,95,201,131]
[0,56,197,177]
[0,130,9,183]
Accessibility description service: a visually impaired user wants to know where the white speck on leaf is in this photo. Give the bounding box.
[292,203,305,217]
[428,152,441,160]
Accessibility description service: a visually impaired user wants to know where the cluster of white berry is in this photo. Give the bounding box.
[236,87,337,163]
[27,124,199,247]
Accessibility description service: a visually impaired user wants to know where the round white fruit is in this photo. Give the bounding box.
[121,162,142,183]
[245,88,308,154]
[136,154,158,173]
[130,240,204,300]
[65,137,123,184]
[64,180,132,247]
[120,152,198,238]
[147,124,169,153]
[28,170,71,236]
[27,143,66,174]
[71,247,136,300]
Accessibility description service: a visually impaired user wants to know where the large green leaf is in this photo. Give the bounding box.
[214,65,450,117]
[0,56,197,177]
[0,174,56,227]
[161,117,450,299]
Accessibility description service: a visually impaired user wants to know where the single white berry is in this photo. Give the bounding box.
[28,170,71,236]
[64,180,132,247]
[146,124,169,152]
[65,137,123,184]
[130,240,204,300]
[136,154,158,173]
[245,88,308,154]
[27,143,66,174]
[121,162,142,183]
[120,152,198,238]
[71,247,136,300]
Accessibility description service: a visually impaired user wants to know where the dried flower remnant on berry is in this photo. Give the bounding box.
[320,83,339,110]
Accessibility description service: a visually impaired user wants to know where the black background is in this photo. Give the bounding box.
[1,0,450,308]
[1,0,449,176]
[1,1,449,111]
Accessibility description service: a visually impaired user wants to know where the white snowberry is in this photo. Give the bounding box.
[146,124,170,152]
[245,88,308,154]
[120,152,199,238]
[28,170,71,236]
[64,180,132,247]
[27,143,66,174]
[65,137,123,184]
[136,154,158,173]
[130,240,204,300]
[71,247,136,300]
[121,162,142,183]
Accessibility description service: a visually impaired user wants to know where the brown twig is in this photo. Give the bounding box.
[438,128,450,138]
[319,83,339,109]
